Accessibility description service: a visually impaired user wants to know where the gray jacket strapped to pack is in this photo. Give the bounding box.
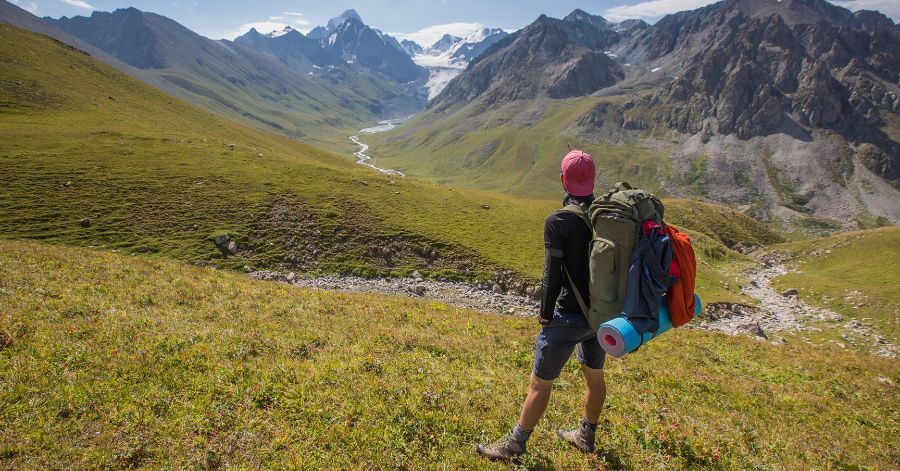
[621,221,677,335]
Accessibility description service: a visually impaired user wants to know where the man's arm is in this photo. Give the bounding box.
[540,214,565,323]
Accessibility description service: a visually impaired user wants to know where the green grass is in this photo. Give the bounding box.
[368,98,674,199]
[767,227,900,346]
[1,239,898,469]
[0,24,784,305]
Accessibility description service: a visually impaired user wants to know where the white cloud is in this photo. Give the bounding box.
[11,0,38,14]
[831,0,900,20]
[603,0,716,22]
[604,0,900,22]
[281,11,312,27]
[390,22,487,47]
[61,0,95,9]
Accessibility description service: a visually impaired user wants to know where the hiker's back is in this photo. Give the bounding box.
[546,198,593,318]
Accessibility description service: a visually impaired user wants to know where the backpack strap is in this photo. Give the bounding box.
[559,204,591,231]
[563,263,590,320]
[558,204,592,319]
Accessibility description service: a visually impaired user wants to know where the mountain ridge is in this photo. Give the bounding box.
[374,0,900,227]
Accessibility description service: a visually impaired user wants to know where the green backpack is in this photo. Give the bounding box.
[560,182,665,330]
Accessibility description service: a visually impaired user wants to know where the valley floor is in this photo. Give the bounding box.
[1,239,897,469]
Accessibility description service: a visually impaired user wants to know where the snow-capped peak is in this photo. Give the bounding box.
[327,9,362,31]
[430,34,462,53]
[461,27,504,44]
[266,26,296,38]
[408,26,508,100]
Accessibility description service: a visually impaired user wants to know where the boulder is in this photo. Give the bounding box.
[286,272,296,282]
[212,234,238,255]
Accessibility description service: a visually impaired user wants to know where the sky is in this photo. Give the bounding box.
[9,0,900,46]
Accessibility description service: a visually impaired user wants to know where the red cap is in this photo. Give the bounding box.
[561,150,596,196]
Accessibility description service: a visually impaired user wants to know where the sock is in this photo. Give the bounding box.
[580,417,598,432]
[511,424,533,443]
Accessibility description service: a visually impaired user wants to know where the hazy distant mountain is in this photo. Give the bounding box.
[295,10,427,83]
[400,39,423,56]
[327,9,362,32]
[45,7,420,142]
[563,8,609,30]
[431,34,462,53]
[449,28,509,62]
[405,27,510,99]
[233,26,342,72]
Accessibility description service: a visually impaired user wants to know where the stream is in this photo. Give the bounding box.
[349,119,407,176]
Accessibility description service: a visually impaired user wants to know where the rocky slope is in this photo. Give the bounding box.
[378,0,900,227]
[621,0,900,185]
[301,9,427,83]
[432,15,622,111]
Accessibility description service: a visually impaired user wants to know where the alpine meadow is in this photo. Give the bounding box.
[1,0,898,469]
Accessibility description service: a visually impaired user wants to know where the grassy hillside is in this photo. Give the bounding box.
[0,24,784,305]
[767,227,899,346]
[0,23,550,282]
[1,240,897,469]
[368,97,673,199]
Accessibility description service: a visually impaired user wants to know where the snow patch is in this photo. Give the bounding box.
[424,68,463,99]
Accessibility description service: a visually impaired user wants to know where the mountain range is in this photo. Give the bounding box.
[2,0,898,229]
[371,0,900,228]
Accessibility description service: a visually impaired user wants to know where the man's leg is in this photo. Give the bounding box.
[581,365,606,424]
[518,373,553,429]
[477,321,577,461]
[558,338,606,453]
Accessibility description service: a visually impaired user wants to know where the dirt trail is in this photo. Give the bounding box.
[250,272,539,317]
[252,255,898,358]
[697,252,898,358]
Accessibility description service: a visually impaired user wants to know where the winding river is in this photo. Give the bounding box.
[349,119,407,176]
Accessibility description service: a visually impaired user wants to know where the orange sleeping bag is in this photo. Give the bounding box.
[665,225,697,327]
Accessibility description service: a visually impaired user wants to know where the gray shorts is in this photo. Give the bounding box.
[533,310,606,381]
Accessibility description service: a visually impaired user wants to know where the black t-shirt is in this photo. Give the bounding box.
[540,195,593,321]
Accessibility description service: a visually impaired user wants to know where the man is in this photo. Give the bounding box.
[476,150,606,461]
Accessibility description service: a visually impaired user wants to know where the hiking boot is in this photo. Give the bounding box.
[557,419,596,453]
[475,434,526,461]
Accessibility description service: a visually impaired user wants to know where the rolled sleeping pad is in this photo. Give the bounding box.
[597,295,702,358]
